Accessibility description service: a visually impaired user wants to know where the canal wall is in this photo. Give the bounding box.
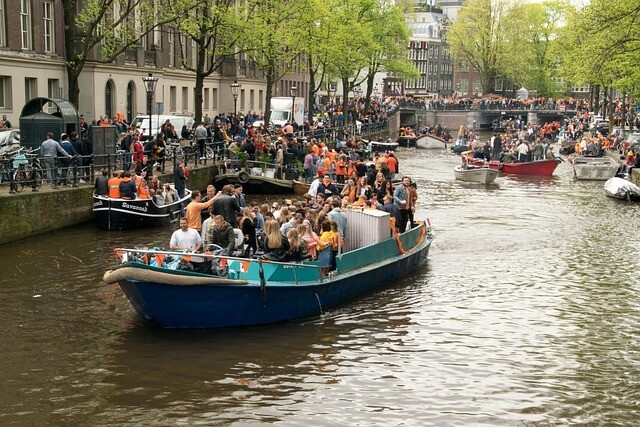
[0,164,218,245]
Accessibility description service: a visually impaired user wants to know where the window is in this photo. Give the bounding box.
[249,89,254,111]
[0,76,11,108]
[20,0,32,50]
[25,77,37,100]
[191,40,197,69]
[495,79,504,91]
[240,89,245,111]
[0,1,6,47]
[43,2,54,53]
[169,86,176,111]
[204,88,209,111]
[212,88,218,110]
[47,78,59,98]
[181,86,188,113]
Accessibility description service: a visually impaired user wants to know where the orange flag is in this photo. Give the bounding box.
[220,258,227,268]
[182,255,192,263]
[114,249,124,261]
[155,254,165,267]
[241,260,250,273]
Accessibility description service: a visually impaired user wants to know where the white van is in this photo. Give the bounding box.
[131,115,194,139]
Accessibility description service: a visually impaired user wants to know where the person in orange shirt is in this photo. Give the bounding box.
[137,179,151,199]
[107,171,123,198]
[185,190,218,231]
[386,152,398,174]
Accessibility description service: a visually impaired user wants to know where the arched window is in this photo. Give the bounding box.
[105,79,115,118]
[126,81,136,123]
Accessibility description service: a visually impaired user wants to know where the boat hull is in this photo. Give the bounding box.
[92,192,189,231]
[292,180,311,195]
[370,142,398,152]
[113,225,433,328]
[397,136,418,147]
[469,159,561,176]
[454,166,499,184]
[572,156,620,180]
[214,173,293,194]
[418,134,448,149]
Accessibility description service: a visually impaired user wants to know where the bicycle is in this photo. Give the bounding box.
[11,150,44,192]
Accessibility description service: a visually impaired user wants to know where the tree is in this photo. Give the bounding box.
[242,0,310,125]
[558,0,640,108]
[446,0,514,93]
[62,0,168,108]
[167,0,248,124]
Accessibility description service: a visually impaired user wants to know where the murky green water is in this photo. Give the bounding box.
[1,148,639,425]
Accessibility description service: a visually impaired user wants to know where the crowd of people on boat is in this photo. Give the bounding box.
[167,163,418,276]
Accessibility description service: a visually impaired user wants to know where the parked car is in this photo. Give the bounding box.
[594,119,610,135]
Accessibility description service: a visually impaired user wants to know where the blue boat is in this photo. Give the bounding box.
[103,211,435,328]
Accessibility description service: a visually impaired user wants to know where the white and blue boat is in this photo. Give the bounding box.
[103,210,435,328]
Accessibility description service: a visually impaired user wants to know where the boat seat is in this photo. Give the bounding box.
[232,228,246,257]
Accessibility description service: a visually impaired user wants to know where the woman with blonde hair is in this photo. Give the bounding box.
[287,228,308,261]
[297,221,321,260]
[262,219,290,261]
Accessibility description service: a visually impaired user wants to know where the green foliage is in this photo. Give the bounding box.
[558,0,640,99]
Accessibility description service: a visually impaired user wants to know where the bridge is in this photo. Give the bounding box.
[397,104,578,132]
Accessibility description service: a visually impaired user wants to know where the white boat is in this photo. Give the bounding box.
[604,177,640,201]
[367,140,398,152]
[454,165,500,184]
[572,156,620,180]
[417,133,449,149]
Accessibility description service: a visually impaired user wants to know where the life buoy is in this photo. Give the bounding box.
[238,171,250,184]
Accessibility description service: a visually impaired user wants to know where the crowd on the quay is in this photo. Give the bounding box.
[167,157,417,277]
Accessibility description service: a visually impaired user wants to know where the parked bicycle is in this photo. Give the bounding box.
[11,149,44,192]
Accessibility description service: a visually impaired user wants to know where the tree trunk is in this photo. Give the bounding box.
[341,77,350,125]
[264,68,275,126]
[63,0,80,107]
[194,72,204,125]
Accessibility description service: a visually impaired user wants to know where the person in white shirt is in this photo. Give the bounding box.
[170,217,208,273]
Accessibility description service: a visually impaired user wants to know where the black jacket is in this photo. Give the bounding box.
[212,194,241,226]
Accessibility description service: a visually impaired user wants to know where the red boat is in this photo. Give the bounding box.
[468,159,562,176]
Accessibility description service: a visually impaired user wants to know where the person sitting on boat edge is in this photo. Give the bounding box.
[119,171,137,200]
[170,217,209,274]
[205,215,235,256]
[95,169,109,196]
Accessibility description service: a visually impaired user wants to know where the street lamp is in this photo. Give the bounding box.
[230,80,241,119]
[142,72,159,139]
[290,85,297,124]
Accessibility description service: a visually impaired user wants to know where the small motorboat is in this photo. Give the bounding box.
[93,187,191,231]
[397,135,418,148]
[604,177,640,201]
[367,140,398,152]
[214,161,297,194]
[454,165,500,184]
[572,156,620,180]
[468,158,562,176]
[417,134,449,149]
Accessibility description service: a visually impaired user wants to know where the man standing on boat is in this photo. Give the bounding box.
[393,176,415,233]
[206,215,235,255]
[194,122,207,163]
[328,200,347,249]
[185,190,219,232]
[212,184,242,227]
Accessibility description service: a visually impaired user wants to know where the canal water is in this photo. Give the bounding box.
[1,148,639,425]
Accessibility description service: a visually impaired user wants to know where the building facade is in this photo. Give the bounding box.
[405,5,454,98]
[0,0,309,127]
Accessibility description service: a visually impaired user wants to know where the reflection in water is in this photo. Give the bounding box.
[0,149,639,424]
